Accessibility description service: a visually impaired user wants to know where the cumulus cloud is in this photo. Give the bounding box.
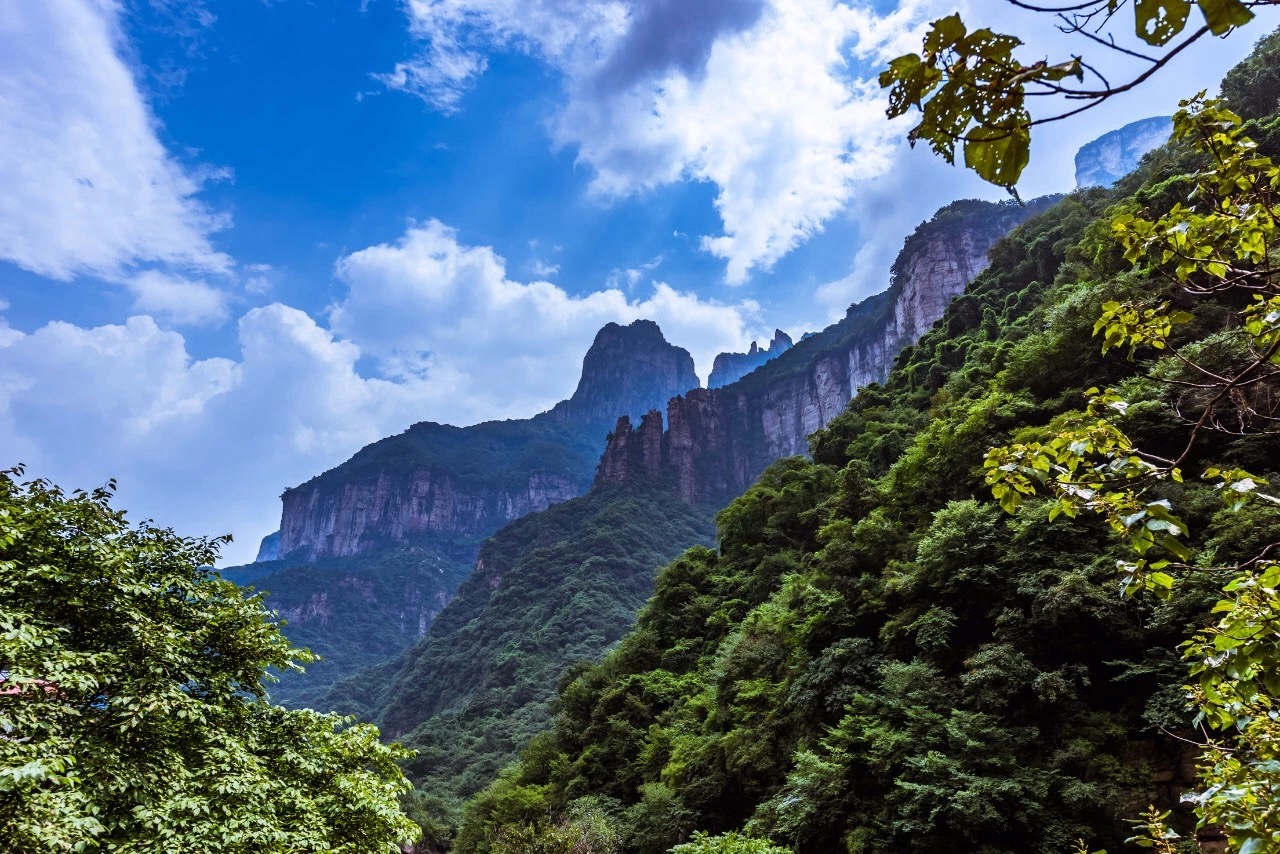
[0,306,441,566]
[0,222,764,564]
[128,270,230,325]
[0,0,231,282]
[331,220,763,403]
[386,0,942,283]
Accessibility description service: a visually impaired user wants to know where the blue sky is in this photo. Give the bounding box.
[1,0,1275,563]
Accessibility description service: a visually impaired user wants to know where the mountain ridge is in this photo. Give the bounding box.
[593,196,1058,506]
[275,320,699,563]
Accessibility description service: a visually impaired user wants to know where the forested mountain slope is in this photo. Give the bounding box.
[229,194,1031,713]
[308,196,1042,847]
[222,321,700,706]
[452,32,1280,854]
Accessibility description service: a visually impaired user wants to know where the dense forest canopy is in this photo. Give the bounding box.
[0,470,420,852]
[447,28,1280,854]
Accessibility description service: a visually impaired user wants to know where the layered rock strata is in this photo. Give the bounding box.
[277,320,700,561]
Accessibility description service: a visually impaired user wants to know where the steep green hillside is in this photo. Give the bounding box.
[309,194,1044,836]
[221,539,475,709]
[221,321,703,705]
[452,34,1280,854]
[318,480,717,835]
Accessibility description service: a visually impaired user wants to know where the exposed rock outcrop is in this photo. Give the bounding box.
[1075,116,1171,188]
[595,197,1055,505]
[255,530,280,562]
[547,319,699,425]
[276,320,700,561]
[708,329,793,388]
[279,468,581,561]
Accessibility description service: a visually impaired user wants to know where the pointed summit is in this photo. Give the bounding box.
[550,320,699,427]
[707,328,793,388]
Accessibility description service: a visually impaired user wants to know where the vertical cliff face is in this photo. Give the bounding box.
[1075,116,1172,188]
[278,467,582,561]
[255,530,280,562]
[595,197,1054,505]
[708,329,794,388]
[276,319,700,562]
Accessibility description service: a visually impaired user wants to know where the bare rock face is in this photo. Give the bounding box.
[254,530,280,562]
[595,197,1052,506]
[276,319,700,561]
[708,329,793,388]
[1075,116,1171,188]
[279,468,581,561]
[548,319,699,425]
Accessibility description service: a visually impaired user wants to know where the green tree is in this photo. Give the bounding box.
[669,831,794,854]
[0,469,420,852]
[880,0,1274,188]
[489,797,621,854]
[985,98,1280,851]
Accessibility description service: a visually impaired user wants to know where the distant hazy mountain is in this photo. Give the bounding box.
[1074,115,1171,188]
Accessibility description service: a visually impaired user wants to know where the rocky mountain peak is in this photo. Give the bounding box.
[708,328,794,388]
[549,319,699,426]
[1075,116,1171,188]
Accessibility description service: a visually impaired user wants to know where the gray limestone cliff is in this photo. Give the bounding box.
[708,329,793,388]
[276,320,700,562]
[255,530,280,562]
[548,319,699,424]
[1075,116,1171,188]
[595,197,1055,505]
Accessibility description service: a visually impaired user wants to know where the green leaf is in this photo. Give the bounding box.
[963,123,1031,188]
[1238,837,1266,854]
[1135,0,1192,45]
[1195,0,1254,35]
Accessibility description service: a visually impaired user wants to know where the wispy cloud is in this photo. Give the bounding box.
[0,0,232,282]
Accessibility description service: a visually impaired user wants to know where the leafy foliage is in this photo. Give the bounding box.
[670,832,793,854]
[311,482,717,848]
[988,96,1280,853]
[0,469,419,852]
[452,33,1280,854]
[880,0,1261,188]
[221,538,475,709]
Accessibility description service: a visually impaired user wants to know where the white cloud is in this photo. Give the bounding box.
[128,270,230,325]
[387,0,941,283]
[0,306,437,566]
[332,220,762,403]
[242,263,274,295]
[376,44,489,112]
[0,222,763,564]
[560,0,916,284]
[0,315,237,434]
[530,259,561,278]
[0,0,231,282]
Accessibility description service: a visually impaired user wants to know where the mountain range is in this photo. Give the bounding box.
[206,46,1280,848]
[223,196,1044,715]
